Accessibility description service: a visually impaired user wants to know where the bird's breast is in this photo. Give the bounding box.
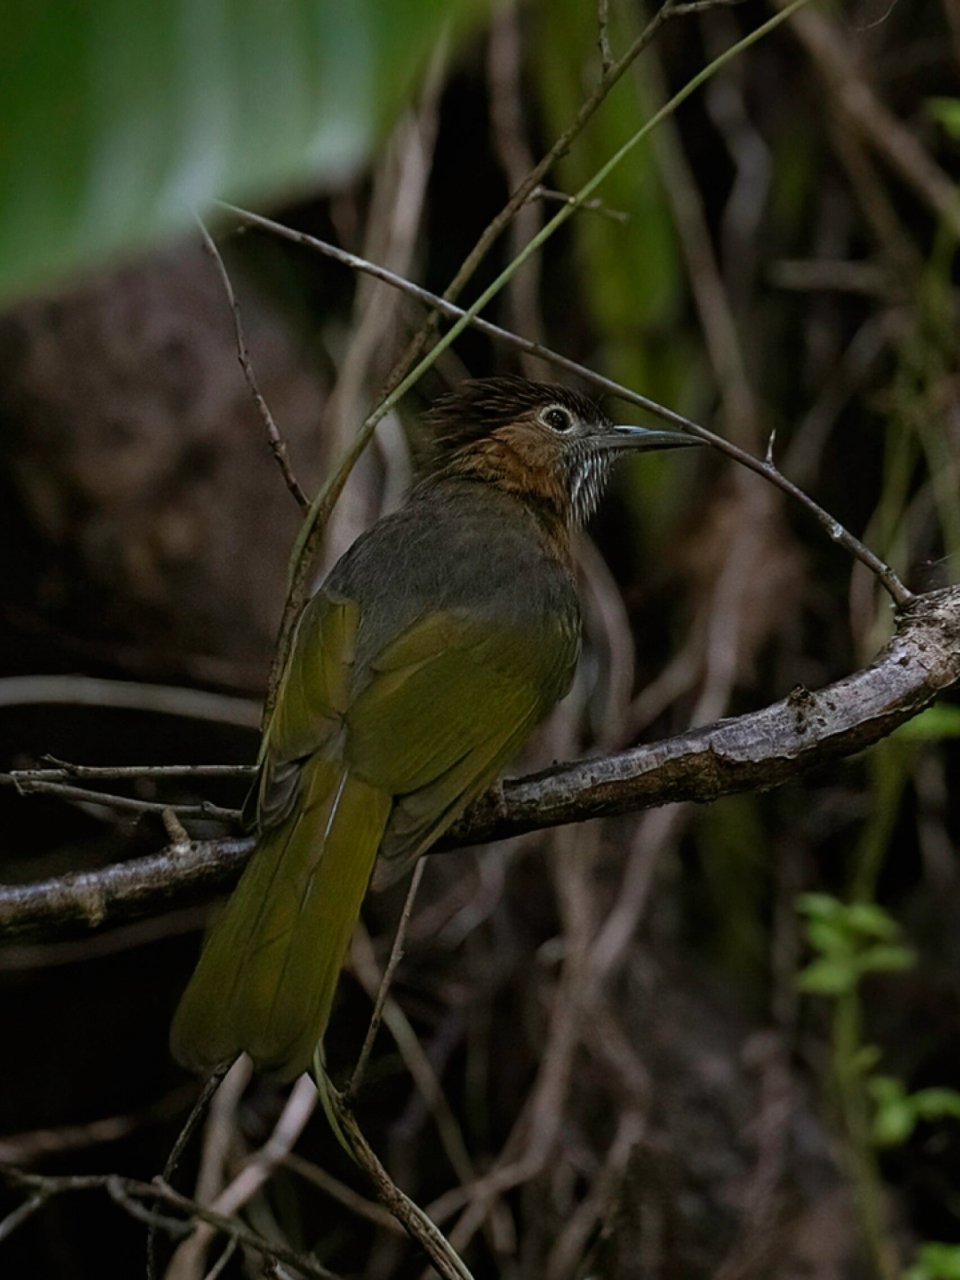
[327,479,581,672]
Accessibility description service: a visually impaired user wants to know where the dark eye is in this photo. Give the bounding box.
[542,405,574,432]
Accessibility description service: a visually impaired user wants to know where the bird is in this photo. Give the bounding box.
[170,376,701,1081]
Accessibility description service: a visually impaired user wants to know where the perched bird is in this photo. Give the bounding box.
[171,376,700,1080]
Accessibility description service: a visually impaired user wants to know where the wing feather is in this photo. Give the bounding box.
[348,608,578,884]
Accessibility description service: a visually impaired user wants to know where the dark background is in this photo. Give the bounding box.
[2,1,959,1276]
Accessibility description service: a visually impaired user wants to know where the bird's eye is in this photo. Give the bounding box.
[542,405,574,432]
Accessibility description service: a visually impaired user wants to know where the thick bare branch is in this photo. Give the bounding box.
[454,587,960,844]
[2,586,957,939]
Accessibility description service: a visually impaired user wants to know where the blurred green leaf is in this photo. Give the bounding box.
[868,1076,960,1148]
[926,97,960,140]
[858,943,915,973]
[0,0,470,304]
[798,894,914,996]
[797,892,844,922]
[906,1242,960,1280]
[895,705,960,742]
[869,1075,916,1145]
[853,1044,883,1076]
[797,956,858,996]
[805,917,847,956]
[843,902,903,942]
[873,1104,917,1146]
[531,0,682,396]
[913,1088,960,1122]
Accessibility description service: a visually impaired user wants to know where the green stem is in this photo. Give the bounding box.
[832,992,900,1280]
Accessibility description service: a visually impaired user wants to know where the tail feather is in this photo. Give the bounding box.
[170,760,391,1080]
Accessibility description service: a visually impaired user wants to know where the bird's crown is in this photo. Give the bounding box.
[424,376,609,458]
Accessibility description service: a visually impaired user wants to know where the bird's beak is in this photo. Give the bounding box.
[602,424,705,452]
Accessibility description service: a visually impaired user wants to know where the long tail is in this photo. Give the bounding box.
[170,759,391,1081]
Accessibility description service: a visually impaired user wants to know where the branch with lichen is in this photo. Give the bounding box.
[3,584,957,938]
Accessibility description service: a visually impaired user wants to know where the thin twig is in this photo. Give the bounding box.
[349,860,425,1097]
[0,1084,200,1165]
[0,1167,340,1280]
[319,41,444,571]
[349,932,480,1201]
[488,8,546,353]
[167,1073,317,1280]
[3,776,240,825]
[222,201,911,607]
[670,0,752,11]
[196,216,309,510]
[282,1152,403,1234]
[544,1111,645,1276]
[435,0,704,312]
[0,1190,48,1243]
[531,185,630,222]
[148,1064,233,1280]
[35,759,255,780]
[312,1075,475,1280]
[190,1057,253,1211]
[202,1237,238,1280]
[786,1,960,239]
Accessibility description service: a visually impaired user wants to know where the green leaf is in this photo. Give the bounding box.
[805,917,849,958]
[843,902,901,941]
[858,943,915,974]
[869,1076,917,1146]
[797,956,858,996]
[867,1078,960,1148]
[853,1044,883,1076]
[0,0,473,304]
[797,892,845,922]
[913,1088,960,1122]
[873,1098,917,1146]
[869,1075,908,1106]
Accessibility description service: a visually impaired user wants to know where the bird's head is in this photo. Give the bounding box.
[424,376,701,525]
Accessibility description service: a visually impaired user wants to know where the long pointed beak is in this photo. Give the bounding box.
[602,424,705,452]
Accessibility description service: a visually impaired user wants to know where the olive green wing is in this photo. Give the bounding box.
[346,606,578,886]
[172,590,388,1079]
[254,592,360,828]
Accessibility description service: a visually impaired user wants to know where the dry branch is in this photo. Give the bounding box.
[2,585,958,939]
[0,1167,340,1280]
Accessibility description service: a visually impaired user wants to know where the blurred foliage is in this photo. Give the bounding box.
[870,1075,960,1149]
[908,1242,960,1280]
[532,0,697,543]
[0,0,478,305]
[799,892,960,1276]
[798,893,915,998]
[896,705,960,742]
[533,0,684,391]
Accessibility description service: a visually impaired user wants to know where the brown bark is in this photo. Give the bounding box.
[3,585,958,939]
